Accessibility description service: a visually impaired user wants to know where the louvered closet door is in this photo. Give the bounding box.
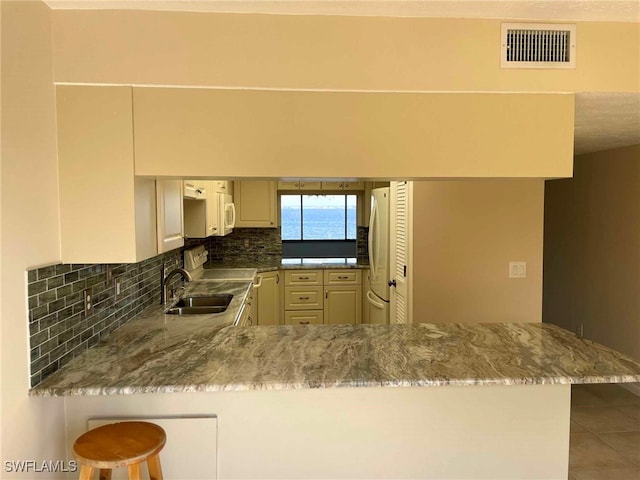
[390,181,412,324]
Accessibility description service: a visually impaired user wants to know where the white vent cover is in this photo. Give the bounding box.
[501,23,576,69]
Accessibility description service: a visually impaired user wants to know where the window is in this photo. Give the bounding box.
[281,194,357,258]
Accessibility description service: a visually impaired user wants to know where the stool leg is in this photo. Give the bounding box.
[78,465,94,480]
[98,469,112,480]
[127,462,141,480]
[147,454,164,480]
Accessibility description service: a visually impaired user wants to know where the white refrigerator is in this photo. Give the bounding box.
[367,187,390,324]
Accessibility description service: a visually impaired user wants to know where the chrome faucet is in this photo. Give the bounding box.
[160,265,192,304]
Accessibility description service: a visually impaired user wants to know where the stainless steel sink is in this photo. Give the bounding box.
[166,294,233,315]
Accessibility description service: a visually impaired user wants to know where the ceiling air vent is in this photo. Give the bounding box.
[501,23,576,69]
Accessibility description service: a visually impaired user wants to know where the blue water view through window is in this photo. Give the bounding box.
[281,194,357,241]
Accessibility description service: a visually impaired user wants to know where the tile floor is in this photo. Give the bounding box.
[569,384,640,480]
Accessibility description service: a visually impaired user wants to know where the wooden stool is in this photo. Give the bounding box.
[73,421,166,480]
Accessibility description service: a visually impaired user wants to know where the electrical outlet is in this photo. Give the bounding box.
[509,261,527,278]
[113,276,123,301]
[244,239,250,248]
[83,288,93,316]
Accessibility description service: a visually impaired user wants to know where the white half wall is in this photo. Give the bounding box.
[1,1,66,476]
[65,384,571,480]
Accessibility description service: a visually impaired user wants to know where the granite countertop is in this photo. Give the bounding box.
[207,258,369,272]
[31,315,640,396]
[30,278,254,396]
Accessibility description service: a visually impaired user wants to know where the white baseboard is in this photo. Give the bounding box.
[621,382,640,396]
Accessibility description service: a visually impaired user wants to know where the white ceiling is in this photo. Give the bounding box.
[575,93,640,155]
[44,0,640,155]
[42,0,640,21]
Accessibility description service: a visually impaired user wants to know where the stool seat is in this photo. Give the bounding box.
[73,421,166,480]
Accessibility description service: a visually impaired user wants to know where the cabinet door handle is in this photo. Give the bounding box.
[325,290,328,299]
[299,296,310,300]
[276,273,280,284]
[298,276,309,280]
[299,321,310,325]
[338,276,349,280]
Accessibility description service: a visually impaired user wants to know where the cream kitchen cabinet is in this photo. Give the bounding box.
[284,310,323,325]
[277,181,322,191]
[57,85,183,263]
[284,270,323,286]
[156,179,185,253]
[283,269,324,324]
[282,269,362,324]
[321,181,364,191]
[255,271,281,326]
[183,179,207,199]
[184,180,220,238]
[244,285,257,326]
[234,181,277,228]
[324,269,362,324]
[324,286,362,325]
[214,180,233,194]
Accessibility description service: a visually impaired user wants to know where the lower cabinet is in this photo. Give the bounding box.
[255,271,281,326]
[324,286,362,325]
[283,269,362,324]
[284,310,323,325]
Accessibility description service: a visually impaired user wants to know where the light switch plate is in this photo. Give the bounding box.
[509,261,527,278]
[113,276,123,301]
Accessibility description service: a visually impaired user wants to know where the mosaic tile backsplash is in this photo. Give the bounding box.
[357,226,369,262]
[29,226,368,387]
[188,227,369,264]
[187,227,283,265]
[27,250,182,387]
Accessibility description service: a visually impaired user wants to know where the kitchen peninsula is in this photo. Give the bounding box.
[31,286,640,479]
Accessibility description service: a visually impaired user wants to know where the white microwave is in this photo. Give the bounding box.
[217,193,236,236]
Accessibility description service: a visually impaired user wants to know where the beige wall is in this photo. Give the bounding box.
[133,88,573,179]
[1,0,66,473]
[544,144,640,361]
[412,180,544,323]
[51,11,639,93]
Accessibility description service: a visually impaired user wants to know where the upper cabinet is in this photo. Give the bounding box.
[234,181,277,228]
[156,179,185,253]
[321,181,364,191]
[277,181,364,191]
[57,86,183,263]
[277,181,322,191]
[184,180,220,238]
[183,179,207,199]
[214,180,233,194]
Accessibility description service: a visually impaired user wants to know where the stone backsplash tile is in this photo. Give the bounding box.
[191,226,369,264]
[27,249,182,387]
[357,226,369,262]
[28,226,369,386]
[197,228,283,265]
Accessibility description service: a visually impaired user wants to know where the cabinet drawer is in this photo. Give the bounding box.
[284,310,323,325]
[324,269,362,285]
[284,270,323,286]
[284,286,323,310]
